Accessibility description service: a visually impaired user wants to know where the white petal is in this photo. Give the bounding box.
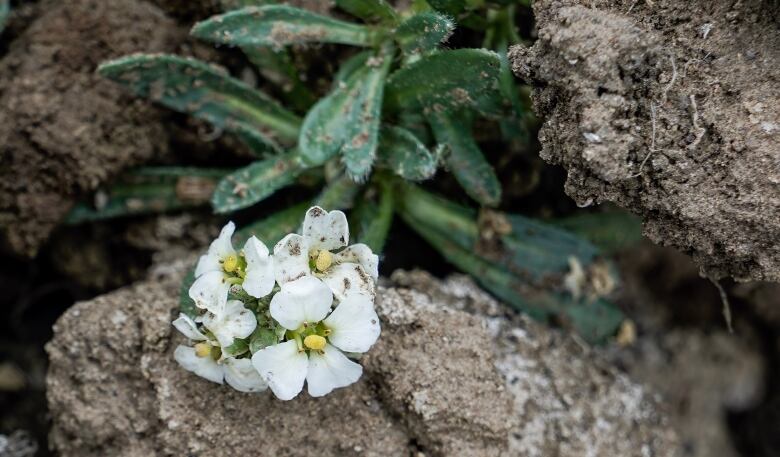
[306,344,362,397]
[273,233,311,285]
[189,270,230,316]
[209,221,237,259]
[302,206,349,251]
[194,253,221,277]
[173,345,224,384]
[321,263,376,301]
[335,243,379,280]
[251,340,308,401]
[172,313,207,341]
[323,295,381,353]
[242,237,275,298]
[202,300,258,348]
[270,276,333,330]
[223,358,267,393]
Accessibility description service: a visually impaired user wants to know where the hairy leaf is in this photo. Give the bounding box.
[378,126,438,181]
[98,54,301,152]
[0,0,8,35]
[249,326,279,353]
[397,184,624,343]
[66,167,229,224]
[550,211,643,254]
[332,50,372,89]
[335,0,399,24]
[385,48,502,117]
[394,12,455,55]
[192,5,381,48]
[315,174,362,210]
[427,112,501,206]
[234,201,310,247]
[300,47,392,180]
[351,181,394,252]
[211,152,305,213]
[426,0,467,15]
[180,269,198,319]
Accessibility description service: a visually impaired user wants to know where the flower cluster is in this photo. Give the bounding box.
[172,207,381,400]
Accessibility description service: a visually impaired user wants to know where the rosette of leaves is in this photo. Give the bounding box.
[90,0,636,343]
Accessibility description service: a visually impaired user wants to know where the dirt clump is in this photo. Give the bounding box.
[0,0,185,257]
[47,267,680,457]
[510,0,780,282]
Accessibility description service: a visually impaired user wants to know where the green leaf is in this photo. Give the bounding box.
[65,167,230,224]
[249,326,279,353]
[427,112,501,206]
[397,183,624,343]
[332,50,372,90]
[221,0,278,9]
[179,269,198,319]
[549,210,643,254]
[299,46,393,180]
[378,126,438,181]
[394,12,455,55]
[385,49,503,117]
[234,201,310,247]
[315,173,362,210]
[0,0,9,35]
[241,46,318,112]
[335,0,399,24]
[426,0,467,15]
[192,5,381,48]
[98,54,301,150]
[351,180,394,252]
[211,151,305,213]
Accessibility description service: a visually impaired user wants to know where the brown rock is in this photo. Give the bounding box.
[0,0,184,257]
[510,0,780,282]
[47,268,680,456]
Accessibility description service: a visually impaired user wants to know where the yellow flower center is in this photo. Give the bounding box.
[194,343,212,358]
[303,334,327,351]
[315,250,333,272]
[223,254,239,273]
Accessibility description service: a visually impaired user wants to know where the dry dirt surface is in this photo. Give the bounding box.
[510,0,780,282]
[47,267,680,457]
[0,0,187,258]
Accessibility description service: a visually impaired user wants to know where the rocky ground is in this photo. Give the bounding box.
[510,0,780,282]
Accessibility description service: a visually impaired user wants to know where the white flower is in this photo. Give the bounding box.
[251,276,380,400]
[273,206,379,301]
[189,222,274,316]
[172,309,266,393]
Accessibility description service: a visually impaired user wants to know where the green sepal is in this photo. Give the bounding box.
[315,173,362,210]
[378,126,438,181]
[98,54,301,150]
[335,0,399,24]
[66,167,230,224]
[397,183,624,343]
[299,46,393,180]
[249,326,280,353]
[224,338,250,357]
[234,201,310,247]
[427,112,501,206]
[211,151,306,214]
[192,5,381,48]
[394,11,455,55]
[179,269,199,320]
[385,48,503,117]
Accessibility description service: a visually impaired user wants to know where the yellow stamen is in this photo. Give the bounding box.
[315,250,333,272]
[194,343,211,358]
[223,254,239,273]
[303,334,327,351]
